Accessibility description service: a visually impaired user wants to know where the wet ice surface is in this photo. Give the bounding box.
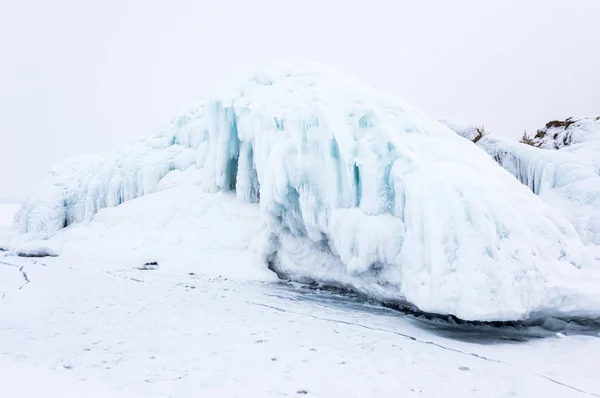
[1,255,600,397]
[270,282,600,343]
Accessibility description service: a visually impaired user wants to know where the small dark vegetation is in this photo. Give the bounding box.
[472,126,485,143]
[136,261,159,271]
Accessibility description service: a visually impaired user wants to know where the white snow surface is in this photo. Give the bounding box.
[12,63,600,321]
[2,200,600,398]
[438,118,484,142]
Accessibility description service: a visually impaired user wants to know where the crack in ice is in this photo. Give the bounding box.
[0,260,30,288]
[247,301,600,397]
[536,374,600,397]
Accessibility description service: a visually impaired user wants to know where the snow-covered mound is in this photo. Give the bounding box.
[14,63,600,321]
[47,185,274,281]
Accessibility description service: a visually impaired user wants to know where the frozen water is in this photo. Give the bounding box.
[443,117,600,258]
[13,63,600,321]
[3,238,599,397]
[443,117,600,259]
[478,135,600,256]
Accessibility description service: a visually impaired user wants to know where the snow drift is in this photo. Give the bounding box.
[14,63,600,321]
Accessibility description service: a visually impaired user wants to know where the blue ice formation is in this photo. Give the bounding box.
[15,63,600,321]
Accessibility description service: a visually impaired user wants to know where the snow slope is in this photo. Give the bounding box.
[438,118,485,142]
[47,185,275,282]
[13,63,600,321]
[478,135,600,254]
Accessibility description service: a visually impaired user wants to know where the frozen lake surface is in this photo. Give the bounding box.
[1,202,599,397]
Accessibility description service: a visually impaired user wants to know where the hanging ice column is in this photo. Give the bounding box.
[196,65,598,320]
[15,63,600,321]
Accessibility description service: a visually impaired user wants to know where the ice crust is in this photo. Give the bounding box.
[14,63,600,320]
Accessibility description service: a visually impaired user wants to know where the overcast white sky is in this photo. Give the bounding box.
[1,0,599,200]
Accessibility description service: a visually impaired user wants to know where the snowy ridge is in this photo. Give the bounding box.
[14,63,600,321]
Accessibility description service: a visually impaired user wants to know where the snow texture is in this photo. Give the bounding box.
[438,118,485,142]
[528,116,600,150]
[13,63,600,321]
[3,200,600,398]
[527,117,600,173]
[443,118,600,258]
[3,221,600,398]
[478,135,600,256]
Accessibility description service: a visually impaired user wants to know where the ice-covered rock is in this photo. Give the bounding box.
[525,116,600,150]
[524,117,600,172]
[15,63,600,321]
